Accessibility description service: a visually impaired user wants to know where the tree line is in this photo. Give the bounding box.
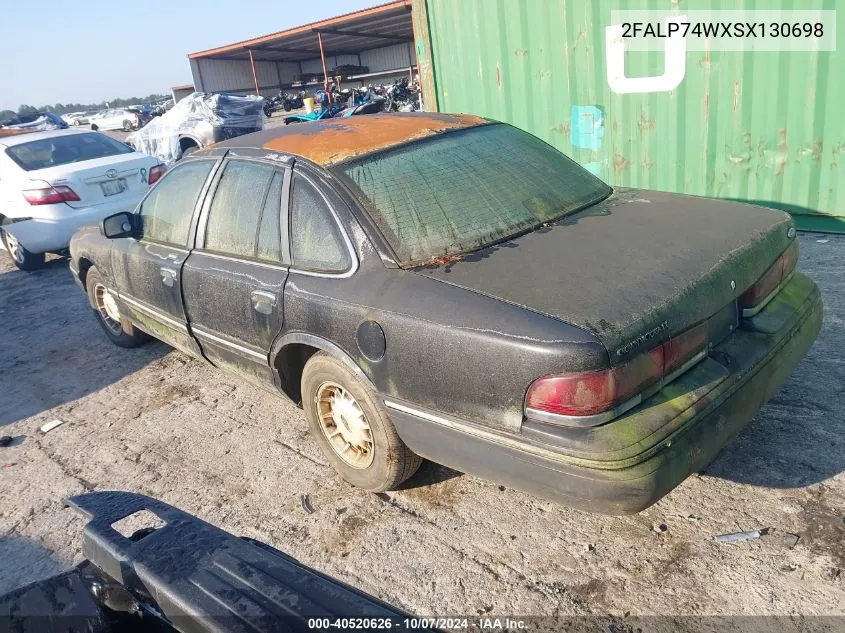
[0,94,170,122]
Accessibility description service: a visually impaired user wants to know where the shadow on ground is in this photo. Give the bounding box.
[0,257,167,427]
[0,536,71,595]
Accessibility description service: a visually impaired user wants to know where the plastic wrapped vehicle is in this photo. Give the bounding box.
[1,111,68,132]
[126,92,265,164]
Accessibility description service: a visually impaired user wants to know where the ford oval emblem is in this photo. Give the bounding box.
[106,169,118,179]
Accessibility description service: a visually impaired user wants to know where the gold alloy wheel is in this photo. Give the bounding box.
[315,381,375,469]
[94,283,123,336]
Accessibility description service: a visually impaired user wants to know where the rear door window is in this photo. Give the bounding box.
[289,174,350,273]
[204,160,277,259]
[257,171,284,263]
[139,159,215,246]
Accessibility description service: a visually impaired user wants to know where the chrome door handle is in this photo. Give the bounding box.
[251,290,277,315]
[159,267,178,287]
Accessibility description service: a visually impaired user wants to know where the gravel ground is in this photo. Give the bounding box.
[0,232,843,623]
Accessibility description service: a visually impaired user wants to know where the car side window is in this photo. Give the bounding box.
[139,159,214,246]
[204,160,275,259]
[289,174,350,273]
[257,171,284,263]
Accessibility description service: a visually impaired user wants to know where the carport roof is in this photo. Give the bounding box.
[188,1,413,63]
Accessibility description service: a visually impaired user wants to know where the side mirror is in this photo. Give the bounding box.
[102,211,137,239]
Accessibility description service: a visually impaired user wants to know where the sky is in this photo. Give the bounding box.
[0,0,379,111]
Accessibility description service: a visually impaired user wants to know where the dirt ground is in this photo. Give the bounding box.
[0,232,843,623]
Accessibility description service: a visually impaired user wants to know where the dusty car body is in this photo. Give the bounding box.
[69,113,822,514]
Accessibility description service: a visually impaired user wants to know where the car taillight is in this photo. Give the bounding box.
[148,164,165,185]
[740,241,798,317]
[21,185,80,205]
[525,322,709,427]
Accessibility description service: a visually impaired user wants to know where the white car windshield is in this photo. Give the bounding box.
[5,133,134,171]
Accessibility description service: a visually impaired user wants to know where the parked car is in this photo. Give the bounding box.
[69,113,822,514]
[1,111,68,132]
[62,110,100,126]
[89,108,141,132]
[126,92,264,163]
[0,128,163,270]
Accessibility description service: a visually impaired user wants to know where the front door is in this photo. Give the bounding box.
[111,158,218,357]
[181,159,289,384]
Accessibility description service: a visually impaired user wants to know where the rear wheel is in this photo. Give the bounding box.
[0,228,45,271]
[301,352,422,491]
[86,267,148,348]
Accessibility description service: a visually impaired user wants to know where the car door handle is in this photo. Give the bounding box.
[159,267,178,287]
[251,290,277,315]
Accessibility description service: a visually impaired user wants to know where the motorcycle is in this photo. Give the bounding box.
[263,90,307,117]
[283,87,384,124]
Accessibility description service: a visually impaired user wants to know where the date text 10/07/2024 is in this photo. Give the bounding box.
[307,617,528,630]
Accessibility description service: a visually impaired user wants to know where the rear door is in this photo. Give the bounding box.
[111,158,218,357]
[181,158,289,385]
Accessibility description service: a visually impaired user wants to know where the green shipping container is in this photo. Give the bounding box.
[414,0,845,232]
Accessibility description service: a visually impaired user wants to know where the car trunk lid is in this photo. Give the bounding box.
[28,152,158,209]
[414,188,795,365]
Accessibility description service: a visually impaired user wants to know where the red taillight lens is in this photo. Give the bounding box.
[740,241,798,315]
[663,322,707,375]
[148,164,165,185]
[21,185,80,205]
[526,323,709,424]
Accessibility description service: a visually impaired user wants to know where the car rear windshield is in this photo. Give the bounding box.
[5,132,135,171]
[336,123,611,266]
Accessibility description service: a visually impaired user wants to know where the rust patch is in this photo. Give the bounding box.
[613,153,630,172]
[514,48,528,56]
[733,81,741,112]
[638,108,655,133]
[496,63,502,89]
[0,128,33,138]
[260,113,490,166]
[551,121,571,135]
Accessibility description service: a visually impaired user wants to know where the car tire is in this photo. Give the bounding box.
[85,266,148,348]
[301,352,422,492]
[0,228,45,271]
[180,145,199,158]
[72,119,80,126]
[122,120,133,132]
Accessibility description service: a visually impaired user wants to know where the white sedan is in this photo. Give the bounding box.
[0,129,163,270]
[89,109,140,132]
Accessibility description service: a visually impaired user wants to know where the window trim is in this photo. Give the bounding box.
[136,157,220,249]
[287,169,358,279]
[194,157,289,266]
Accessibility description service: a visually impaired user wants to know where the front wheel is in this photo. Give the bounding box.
[0,228,45,271]
[86,266,148,348]
[122,120,133,132]
[301,352,422,491]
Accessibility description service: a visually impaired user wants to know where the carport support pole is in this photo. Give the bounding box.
[317,31,331,102]
[248,48,260,96]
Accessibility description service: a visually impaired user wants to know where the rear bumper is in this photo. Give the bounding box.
[3,200,139,254]
[386,273,822,514]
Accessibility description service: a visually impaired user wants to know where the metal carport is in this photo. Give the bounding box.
[187,1,416,98]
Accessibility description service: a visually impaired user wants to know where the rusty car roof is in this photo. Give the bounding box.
[212,113,492,166]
